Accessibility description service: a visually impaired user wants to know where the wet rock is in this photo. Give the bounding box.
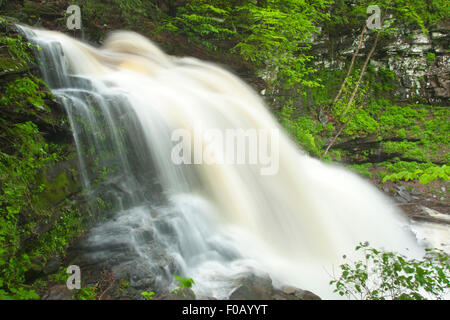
[282,286,296,295]
[293,289,321,300]
[393,186,414,203]
[161,288,196,300]
[228,273,321,300]
[130,277,157,291]
[394,196,408,204]
[229,273,273,300]
[43,285,73,300]
[397,190,412,202]
[135,229,155,243]
[272,287,321,300]
[420,206,450,223]
[43,258,62,275]
[153,218,175,235]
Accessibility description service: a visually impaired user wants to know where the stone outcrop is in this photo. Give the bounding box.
[229,272,321,300]
[312,21,449,105]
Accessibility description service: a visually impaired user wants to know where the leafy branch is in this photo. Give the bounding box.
[330,242,450,300]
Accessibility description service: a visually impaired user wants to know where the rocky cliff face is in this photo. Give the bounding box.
[0,19,104,299]
[313,21,449,105]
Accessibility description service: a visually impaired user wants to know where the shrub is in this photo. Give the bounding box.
[330,243,450,300]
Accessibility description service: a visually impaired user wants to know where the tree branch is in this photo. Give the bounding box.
[331,24,367,106]
[341,29,380,118]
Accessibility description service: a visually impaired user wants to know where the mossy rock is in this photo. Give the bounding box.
[0,18,92,299]
[38,154,81,203]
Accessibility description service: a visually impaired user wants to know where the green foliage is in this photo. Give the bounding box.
[310,0,449,157]
[343,109,379,137]
[0,30,84,299]
[426,52,436,65]
[387,0,450,31]
[0,286,39,300]
[48,267,70,284]
[0,34,89,297]
[320,99,448,165]
[0,123,56,265]
[76,0,164,35]
[0,35,36,71]
[73,286,97,300]
[382,164,449,184]
[171,276,194,297]
[327,72,379,138]
[365,66,398,96]
[376,105,449,164]
[140,276,194,300]
[327,0,449,34]
[279,106,326,157]
[382,140,426,161]
[349,163,373,179]
[119,279,130,293]
[0,76,49,112]
[174,276,194,289]
[166,2,235,50]
[378,105,426,135]
[330,243,450,300]
[141,291,155,300]
[380,161,438,174]
[0,121,86,299]
[162,0,331,92]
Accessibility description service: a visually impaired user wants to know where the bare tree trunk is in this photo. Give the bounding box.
[321,103,365,159]
[321,30,381,159]
[321,10,385,160]
[341,30,380,118]
[332,25,367,106]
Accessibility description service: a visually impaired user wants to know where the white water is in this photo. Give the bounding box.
[19,27,423,299]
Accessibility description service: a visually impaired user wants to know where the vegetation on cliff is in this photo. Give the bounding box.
[0,19,93,299]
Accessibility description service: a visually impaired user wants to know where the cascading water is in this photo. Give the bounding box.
[18,26,423,299]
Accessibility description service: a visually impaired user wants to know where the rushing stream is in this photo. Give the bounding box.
[18,26,424,299]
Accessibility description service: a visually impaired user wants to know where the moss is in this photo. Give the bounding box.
[426,52,436,65]
[0,21,90,300]
[0,34,34,71]
[38,169,80,206]
[0,50,24,71]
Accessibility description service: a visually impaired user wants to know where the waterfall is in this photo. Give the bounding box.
[18,26,422,299]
